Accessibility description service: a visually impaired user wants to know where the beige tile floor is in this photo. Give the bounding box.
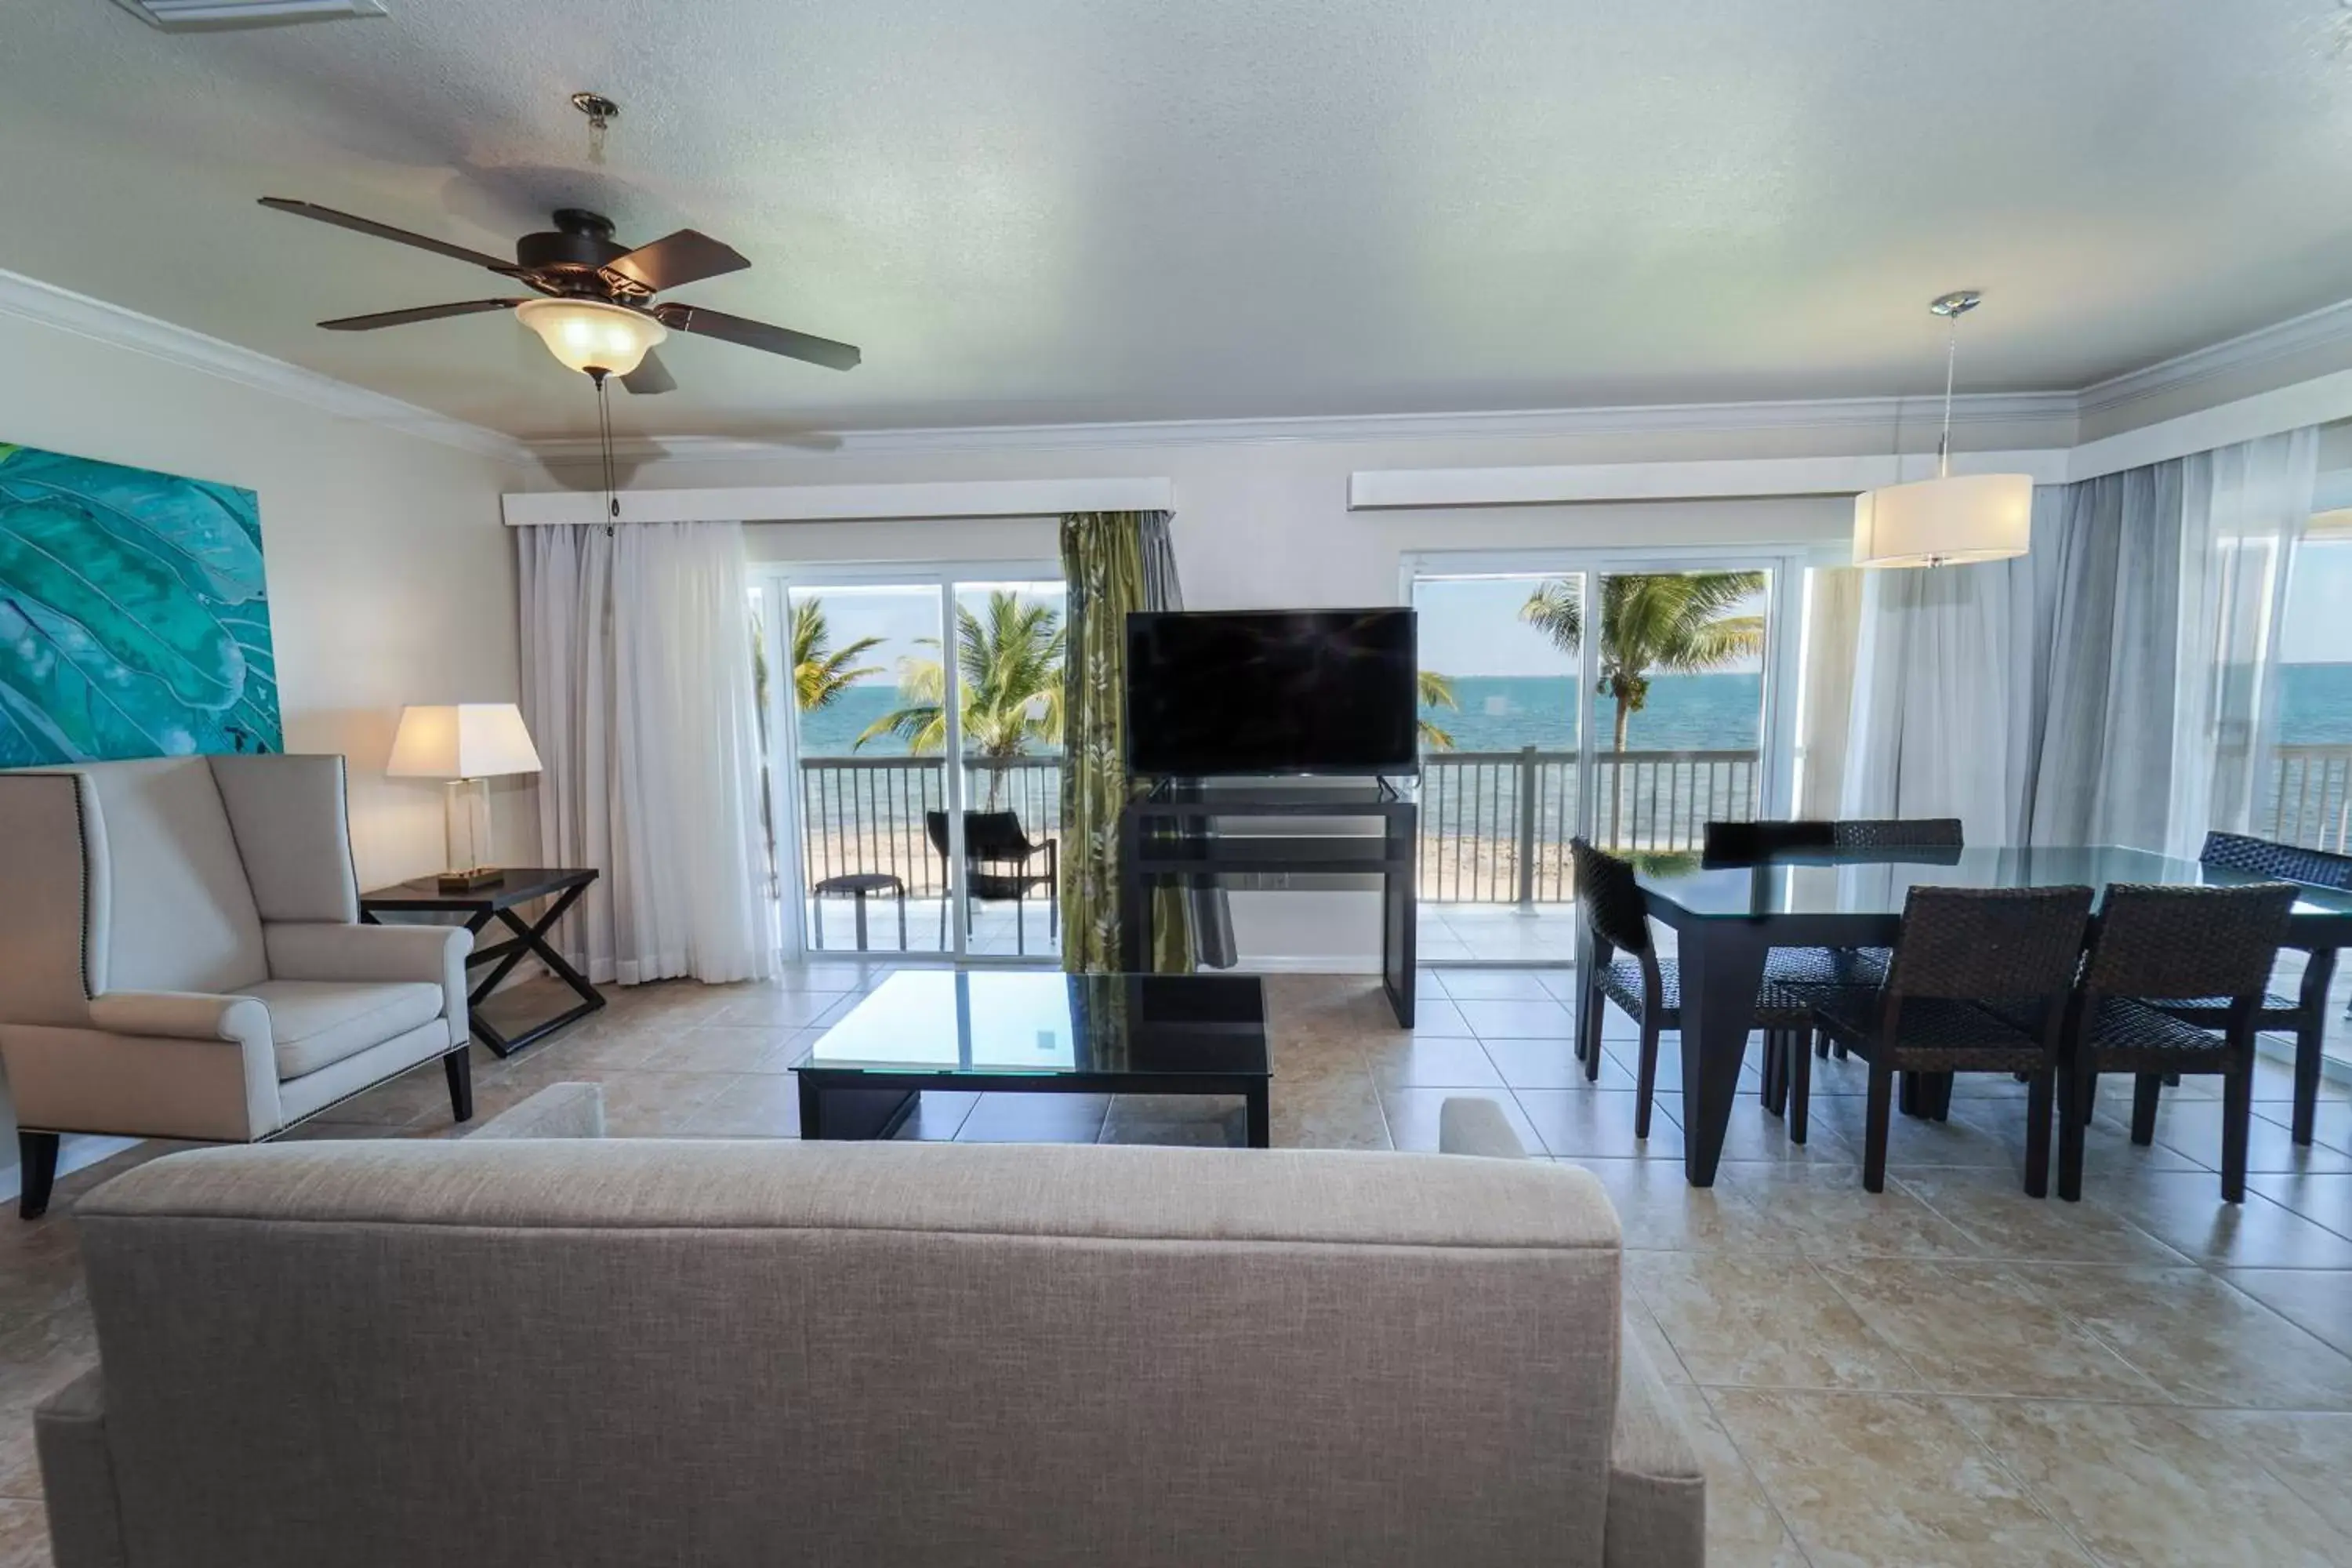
[4,963,2352,1566]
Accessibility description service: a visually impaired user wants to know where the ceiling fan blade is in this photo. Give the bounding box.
[602,229,750,294]
[317,299,525,331]
[619,349,677,395]
[260,197,518,273]
[654,303,861,371]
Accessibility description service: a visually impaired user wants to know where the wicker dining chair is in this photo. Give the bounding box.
[1698,817,1971,1076]
[1569,837,1825,1140]
[1700,818,1833,864]
[2198,829,2352,891]
[2056,881,2300,1204]
[1700,817,1965,865]
[1831,818,1965,851]
[1800,885,2094,1195]
[2160,832,2352,1146]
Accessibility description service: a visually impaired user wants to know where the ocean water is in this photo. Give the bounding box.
[2279,662,2352,747]
[792,662,2352,759]
[1417,663,2352,755]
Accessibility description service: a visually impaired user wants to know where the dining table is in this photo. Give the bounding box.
[1606,844,2352,1187]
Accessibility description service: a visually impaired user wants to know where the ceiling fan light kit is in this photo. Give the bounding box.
[1853,289,2035,569]
[515,298,666,378]
[256,196,860,390]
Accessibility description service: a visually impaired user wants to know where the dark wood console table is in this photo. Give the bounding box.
[1118,784,1415,1025]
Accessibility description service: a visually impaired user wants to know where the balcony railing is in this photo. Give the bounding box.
[1418,748,1760,903]
[789,742,2352,914]
[797,755,1062,899]
[2261,744,2352,854]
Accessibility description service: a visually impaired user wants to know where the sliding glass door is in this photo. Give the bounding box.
[1406,550,1799,964]
[1582,566,1777,851]
[757,562,1065,964]
[953,579,1069,957]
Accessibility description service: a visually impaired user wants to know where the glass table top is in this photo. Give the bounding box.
[1632,844,2352,922]
[794,970,1269,1078]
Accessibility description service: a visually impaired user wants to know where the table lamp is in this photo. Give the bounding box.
[387,703,543,891]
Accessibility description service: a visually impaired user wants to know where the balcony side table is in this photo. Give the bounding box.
[358,867,604,1058]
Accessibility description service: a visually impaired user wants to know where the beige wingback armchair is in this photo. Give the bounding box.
[0,755,474,1217]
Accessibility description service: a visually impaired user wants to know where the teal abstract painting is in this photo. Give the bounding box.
[0,442,279,764]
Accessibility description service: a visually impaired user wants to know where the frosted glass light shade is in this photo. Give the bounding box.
[1853,472,2034,568]
[514,298,667,376]
[386,703,543,780]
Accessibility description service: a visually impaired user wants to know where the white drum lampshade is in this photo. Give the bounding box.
[387,703,543,891]
[1852,471,2034,568]
[1853,289,2036,570]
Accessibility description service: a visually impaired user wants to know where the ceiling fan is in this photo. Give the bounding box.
[257,198,862,394]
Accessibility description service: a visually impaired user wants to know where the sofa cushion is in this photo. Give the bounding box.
[239,980,443,1078]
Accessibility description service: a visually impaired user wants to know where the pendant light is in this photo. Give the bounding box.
[1853,291,2034,568]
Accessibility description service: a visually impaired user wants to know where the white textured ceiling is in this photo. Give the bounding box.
[7,0,2352,441]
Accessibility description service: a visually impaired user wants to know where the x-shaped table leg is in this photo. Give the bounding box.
[451,883,604,1058]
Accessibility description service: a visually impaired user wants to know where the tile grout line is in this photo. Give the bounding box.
[1688,1381,1824,1568]
[1939,1397,2119,1566]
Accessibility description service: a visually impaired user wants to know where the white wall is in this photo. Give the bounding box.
[2,311,532,885]
[0,308,528,1185]
[544,413,2062,606]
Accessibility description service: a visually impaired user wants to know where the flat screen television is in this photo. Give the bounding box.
[1125,608,1418,776]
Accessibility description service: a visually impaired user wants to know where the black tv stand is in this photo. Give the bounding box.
[1117,779,1416,1026]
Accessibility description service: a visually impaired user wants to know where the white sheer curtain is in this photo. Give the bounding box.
[2173,430,2314,854]
[1838,490,2060,844]
[521,521,775,985]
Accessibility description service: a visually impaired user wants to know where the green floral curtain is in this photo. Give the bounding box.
[1059,511,1194,973]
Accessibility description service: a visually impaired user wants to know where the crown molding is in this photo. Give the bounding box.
[14,250,2352,471]
[501,476,1174,527]
[524,390,2082,466]
[0,269,532,465]
[2078,297,2352,421]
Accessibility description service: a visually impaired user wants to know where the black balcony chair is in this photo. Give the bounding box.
[1798,885,2094,1195]
[2160,831,2352,1145]
[924,811,1059,955]
[1569,837,1827,1140]
[2056,881,2300,1203]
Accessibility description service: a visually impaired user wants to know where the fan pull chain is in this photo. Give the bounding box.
[592,368,619,530]
[1937,314,1959,480]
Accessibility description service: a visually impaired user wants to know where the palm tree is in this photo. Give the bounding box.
[789,597,885,713]
[857,590,1065,804]
[1519,573,1765,752]
[1417,669,1461,751]
[1522,573,1765,833]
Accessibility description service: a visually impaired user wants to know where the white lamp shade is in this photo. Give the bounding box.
[1853,472,2034,568]
[387,703,543,780]
[514,298,668,377]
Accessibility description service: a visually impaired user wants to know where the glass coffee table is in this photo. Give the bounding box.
[793,970,1270,1145]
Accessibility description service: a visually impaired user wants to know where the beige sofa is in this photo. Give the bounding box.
[0,755,474,1215]
[35,1094,1704,1566]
